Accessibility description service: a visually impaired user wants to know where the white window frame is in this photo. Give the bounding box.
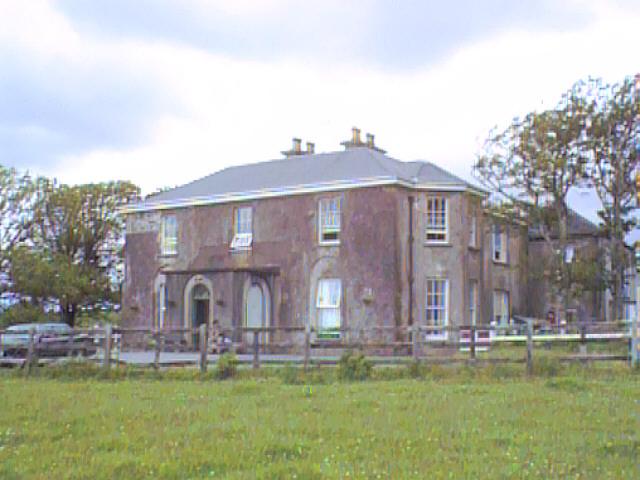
[469,280,478,326]
[318,197,341,245]
[316,278,342,338]
[469,214,477,248]
[231,206,253,250]
[493,290,510,327]
[425,278,449,340]
[160,215,178,256]
[492,224,508,263]
[426,197,448,244]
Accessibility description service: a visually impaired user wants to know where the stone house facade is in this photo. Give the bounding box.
[122,129,527,347]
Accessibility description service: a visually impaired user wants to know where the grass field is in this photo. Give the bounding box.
[0,364,639,479]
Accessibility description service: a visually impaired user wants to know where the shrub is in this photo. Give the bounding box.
[407,360,424,379]
[0,302,56,328]
[337,350,372,381]
[532,357,564,378]
[280,363,302,385]
[215,352,238,380]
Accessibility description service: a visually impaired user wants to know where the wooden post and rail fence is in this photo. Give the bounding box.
[0,318,637,374]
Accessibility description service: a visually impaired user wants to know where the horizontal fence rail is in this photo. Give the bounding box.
[0,318,637,374]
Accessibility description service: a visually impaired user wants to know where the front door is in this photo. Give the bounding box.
[191,284,210,347]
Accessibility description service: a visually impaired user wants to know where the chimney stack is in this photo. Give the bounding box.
[352,127,361,145]
[366,133,375,148]
[306,142,315,154]
[293,138,302,154]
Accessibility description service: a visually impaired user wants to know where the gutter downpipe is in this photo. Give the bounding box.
[408,196,415,334]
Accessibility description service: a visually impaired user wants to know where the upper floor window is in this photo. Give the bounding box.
[493,290,510,326]
[161,215,178,256]
[426,197,447,243]
[316,278,342,338]
[492,224,507,263]
[231,206,253,250]
[426,278,448,339]
[469,214,477,248]
[319,197,341,245]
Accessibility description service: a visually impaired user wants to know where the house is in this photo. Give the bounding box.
[121,128,527,348]
[527,209,637,323]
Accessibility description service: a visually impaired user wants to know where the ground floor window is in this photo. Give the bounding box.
[426,278,448,339]
[316,279,342,338]
[493,290,510,327]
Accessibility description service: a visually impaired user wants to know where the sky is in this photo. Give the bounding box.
[0,0,639,229]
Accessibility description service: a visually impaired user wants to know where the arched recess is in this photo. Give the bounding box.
[308,256,342,332]
[153,274,167,330]
[242,275,271,344]
[183,275,215,334]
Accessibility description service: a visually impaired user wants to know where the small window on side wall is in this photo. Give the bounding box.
[161,215,178,255]
[316,279,342,338]
[469,214,477,248]
[319,197,341,245]
[492,224,508,263]
[426,197,447,243]
[231,206,253,250]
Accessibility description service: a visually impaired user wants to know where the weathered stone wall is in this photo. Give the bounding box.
[122,186,530,341]
[123,186,403,338]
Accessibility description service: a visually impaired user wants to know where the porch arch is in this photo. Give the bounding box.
[183,274,215,331]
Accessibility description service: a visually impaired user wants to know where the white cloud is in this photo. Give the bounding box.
[3,0,639,205]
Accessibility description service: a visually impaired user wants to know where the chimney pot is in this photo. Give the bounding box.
[293,138,301,153]
[352,127,361,144]
[306,142,315,154]
[366,133,374,147]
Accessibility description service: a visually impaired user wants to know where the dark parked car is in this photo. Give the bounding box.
[0,323,96,358]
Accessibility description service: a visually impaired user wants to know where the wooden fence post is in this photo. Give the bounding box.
[469,325,476,361]
[632,287,639,368]
[199,323,208,373]
[252,330,260,369]
[303,323,311,372]
[103,324,112,370]
[153,329,161,371]
[579,322,587,357]
[526,318,533,376]
[26,327,36,374]
[67,329,74,358]
[412,323,419,361]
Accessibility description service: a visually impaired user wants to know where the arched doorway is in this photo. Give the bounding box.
[191,284,210,346]
[184,275,214,348]
[243,277,271,345]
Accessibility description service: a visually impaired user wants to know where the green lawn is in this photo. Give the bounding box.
[1,368,639,479]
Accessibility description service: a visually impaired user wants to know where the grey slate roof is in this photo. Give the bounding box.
[528,208,601,239]
[134,147,482,211]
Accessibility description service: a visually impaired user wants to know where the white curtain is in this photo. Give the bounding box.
[317,279,341,330]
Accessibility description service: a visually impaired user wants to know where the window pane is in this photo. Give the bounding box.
[162,216,178,255]
[317,279,341,307]
[426,197,447,241]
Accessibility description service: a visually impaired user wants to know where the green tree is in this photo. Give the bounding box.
[474,83,590,321]
[8,179,140,326]
[0,166,36,278]
[583,75,640,320]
